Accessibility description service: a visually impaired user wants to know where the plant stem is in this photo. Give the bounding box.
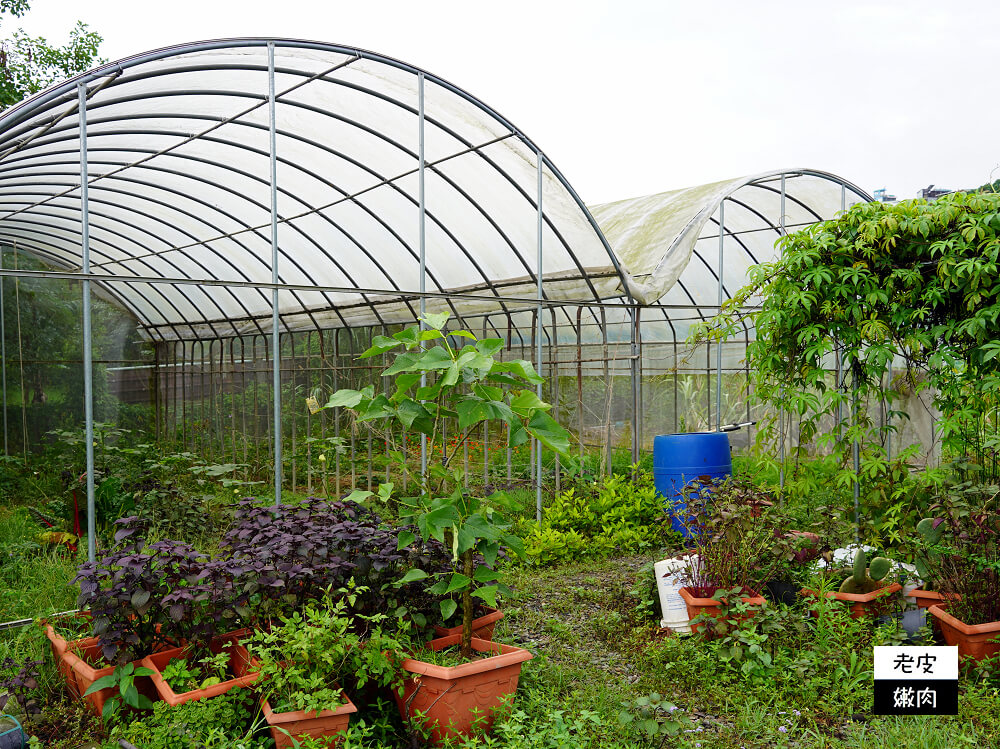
[461,547,474,659]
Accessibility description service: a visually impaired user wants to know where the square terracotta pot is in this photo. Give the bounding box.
[262,693,357,749]
[800,582,902,619]
[395,635,532,744]
[61,641,159,716]
[677,587,765,635]
[928,604,1000,662]
[432,607,503,640]
[141,632,260,707]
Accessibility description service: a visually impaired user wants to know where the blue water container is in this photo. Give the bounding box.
[653,432,732,537]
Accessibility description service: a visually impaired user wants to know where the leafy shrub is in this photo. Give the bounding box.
[525,470,670,565]
[103,687,265,749]
[0,656,43,715]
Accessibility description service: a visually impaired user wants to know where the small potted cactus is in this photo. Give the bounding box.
[802,549,902,618]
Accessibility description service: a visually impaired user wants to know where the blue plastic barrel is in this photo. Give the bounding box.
[653,432,732,537]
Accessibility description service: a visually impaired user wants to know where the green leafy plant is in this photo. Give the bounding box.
[82,661,155,722]
[617,692,692,743]
[321,313,571,659]
[244,585,409,715]
[161,649,231,694]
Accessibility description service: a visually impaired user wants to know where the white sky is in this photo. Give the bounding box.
[10,0,999,204]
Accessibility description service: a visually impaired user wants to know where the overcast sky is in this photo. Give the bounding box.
[11,0,998,204]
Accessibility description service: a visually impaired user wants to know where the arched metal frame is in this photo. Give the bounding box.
[0,37,876,564]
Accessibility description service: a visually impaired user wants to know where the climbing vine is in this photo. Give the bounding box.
[698,191,1000,532]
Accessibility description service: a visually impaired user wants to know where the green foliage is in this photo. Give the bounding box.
[82,661,155,723]
[838,549,894,595]
[103,687,265,749]
[245,587,408,715]
[322,314,570,658]
[525,470,670,565]
[0,18,104,108]
[699,192,1000,533]
[617,692,691,741]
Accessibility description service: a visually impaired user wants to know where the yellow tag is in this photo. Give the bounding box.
[305,396,321,414]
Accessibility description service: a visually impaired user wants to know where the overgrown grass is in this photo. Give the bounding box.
[0,506,80,621]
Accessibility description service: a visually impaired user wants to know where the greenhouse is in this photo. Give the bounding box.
[2,37,999,749]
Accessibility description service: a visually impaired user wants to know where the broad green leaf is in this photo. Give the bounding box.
[481,541,500,568]
[509,389,551,417]
[123,683,139,707]
[473,565,500,583]
[102,696,119,722]
[384,351,421,376]
[83,674,119,696]
[397,568,429,585]
[444,573,472,594]
[417,505,460,543]
[456,399,491,430]
[135,694,155,710]
[492,359,544,384]
[391,372,424,401]
[428,579,450,596]
[360,335,402,358]
[416,347,454,371]
[396,399,434,434]
[422,312,450,330]
[324,389,363,409]
[439,598,458,621]
[472,586,499,609]
[526,411,571,454]
[396,530,416,550]
[343,489,373,503]
[357,394,393,421]
[475,338,504,357]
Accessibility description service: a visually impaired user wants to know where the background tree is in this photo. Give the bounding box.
[0,0,104,110]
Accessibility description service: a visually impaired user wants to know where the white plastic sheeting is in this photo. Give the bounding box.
[0,38,871,345]
[0,40,623,341]
[590,170,871,311]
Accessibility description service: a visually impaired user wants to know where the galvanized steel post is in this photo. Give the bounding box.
[0,245,6,455]
[268,41,283,503]
[418,72,428,480]
[79,82,96,563]
[715,200,725,431]
[536,151,544,524]
[778,175,786,489]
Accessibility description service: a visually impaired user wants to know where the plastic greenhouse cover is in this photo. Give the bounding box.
[0,39,870,342]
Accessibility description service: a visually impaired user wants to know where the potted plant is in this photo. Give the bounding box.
[916,490,1000,662]
[800,549,902,619]
[320,313,569,742]
[675,479,783,636]
[70,516,253,715]
[239,588,408,748]
[140,633,260,707]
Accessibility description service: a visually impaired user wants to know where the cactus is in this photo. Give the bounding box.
[838,549,893,595]
[916,517,944,545]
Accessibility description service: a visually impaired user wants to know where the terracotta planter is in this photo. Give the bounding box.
[800,581,902,619]
[61,640,159,716]
[42,612,94,696]
[262,694,358,749]
[908,587,958,610]
[432,607,503,640]
[677,587,765,634]
[395,634,533,744]
[142,632,260,707]
[929,605,1000,662]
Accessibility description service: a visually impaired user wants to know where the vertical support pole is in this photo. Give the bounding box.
[630,306,640,465]
[79,82,96,563]
[715,201,725,431]
[535,151,544,524]
[418,72,428,482]
[778,175,786,489]
[0,245,6,456]
[268,41,282,503]
[853,387,861,546]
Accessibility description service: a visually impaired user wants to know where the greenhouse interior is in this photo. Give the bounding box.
[1,37,997,749]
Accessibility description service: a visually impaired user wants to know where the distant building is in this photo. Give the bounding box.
[873,188,897,203]
[919,184,951,200]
